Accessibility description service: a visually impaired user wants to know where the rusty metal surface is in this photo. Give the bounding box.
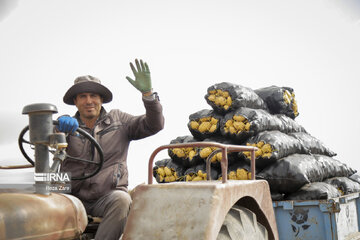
[123,180,279,240]
[0,191,87,240]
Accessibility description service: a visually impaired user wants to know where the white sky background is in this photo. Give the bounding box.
[0,0,359,189]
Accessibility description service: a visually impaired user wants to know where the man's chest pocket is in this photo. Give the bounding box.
[97,125,124,156]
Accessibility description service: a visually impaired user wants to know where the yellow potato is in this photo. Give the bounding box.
[209,90,216,94]
[185,175,193,182]
[243,151,251,158]
[215,152,222,161]
[208,94,216,101]
[233,121,245,131]
[199,122,212,133]
[215,96,226,106]
[225,120,233,128]
[245,122,251,131]
[188,150,196,160]
[236,169,248,180]
[210,117,218,125]
[169,175,176,182]
[229,126,237,134]
[173,148,185,158]
[233,115,246,122]
[185,147,193,153]
[222,91,229,98]
[200,147,212,158]
[156,167,165,177]
[164,167,172,176]
[226,97,232,106]
[228,171,237,180]
[261,144,272,153]
[197,170,204,178]
[256,141,265,148]
[200,117,211,122]
[255,149,263,157]
[192,176,203,181]
[209,124,217,133]
[190,121,199,130]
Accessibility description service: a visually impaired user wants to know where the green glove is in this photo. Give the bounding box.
[126,59,152,93]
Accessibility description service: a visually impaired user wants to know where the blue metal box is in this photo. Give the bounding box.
[273,193,360,240]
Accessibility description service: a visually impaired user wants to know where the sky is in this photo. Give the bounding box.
[0,0,359,189]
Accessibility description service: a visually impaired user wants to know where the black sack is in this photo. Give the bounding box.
[240,130,308,169]
[285,182,341,200]
[218,160,252,180]
[257,154,356,194]
[289,132,336,157]
[168,136,202,167]
[315,155,356,179]
[187,109,222,140]
[324,177,360,195]
[205,82,268,114]
[220,108,306,143]
[153,158,185,183]
[275,114,307,133]
[184,162,220,181]
[198,136,239,168]
[257,154,324,194]
[255,85,299,119]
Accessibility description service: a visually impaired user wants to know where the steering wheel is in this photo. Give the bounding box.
[18,121,104,180]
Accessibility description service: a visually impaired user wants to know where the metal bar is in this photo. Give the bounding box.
[221,147,228,183]
[147,142,258,185]
[251,148,256,180]
[205,149,221,181]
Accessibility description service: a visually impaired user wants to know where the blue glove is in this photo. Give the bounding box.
[57,116,79,134]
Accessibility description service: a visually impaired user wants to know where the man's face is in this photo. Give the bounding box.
[74,93,103,120]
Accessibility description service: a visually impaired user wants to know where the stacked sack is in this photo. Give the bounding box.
[153,82,359,200]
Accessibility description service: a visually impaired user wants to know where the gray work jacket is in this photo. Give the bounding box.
[61,96,164,202]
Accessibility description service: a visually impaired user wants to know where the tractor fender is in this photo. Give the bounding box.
[123,180,278,240]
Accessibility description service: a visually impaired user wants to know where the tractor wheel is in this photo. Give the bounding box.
[217,205,268,240]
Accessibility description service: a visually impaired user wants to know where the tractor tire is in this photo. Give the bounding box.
[217,205,268,240]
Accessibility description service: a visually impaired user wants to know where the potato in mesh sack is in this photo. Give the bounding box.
[284,182,341,200]
[153,158,185,183]
[289,132,336,157]
[220,108,305,143]
[240,130,308,170]
[184,163,220,181]
[168,136,202,167]
[198,137,238,167]
[205,82,268,114]
[257,154,356,194]
[324,177,360,195]
[218,161,252,181]
[255,85,299,119]
[187,109,222,140]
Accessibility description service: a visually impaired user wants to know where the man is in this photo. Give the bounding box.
[57,59,164,240]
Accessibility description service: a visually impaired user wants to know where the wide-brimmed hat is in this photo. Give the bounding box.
[63,75,113,105]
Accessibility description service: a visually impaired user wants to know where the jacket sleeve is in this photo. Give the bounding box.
[123,95,165,140]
